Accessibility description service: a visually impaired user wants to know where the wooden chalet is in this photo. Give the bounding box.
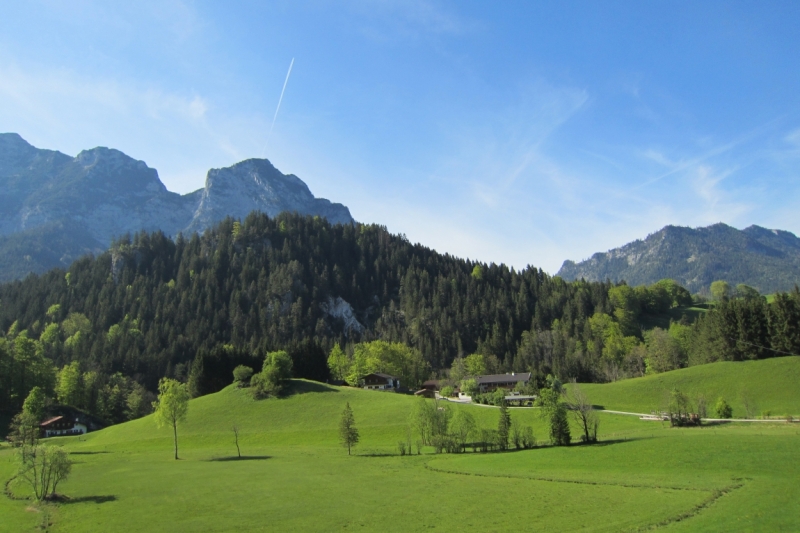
[40,416,88,438]
[362,372,400,391]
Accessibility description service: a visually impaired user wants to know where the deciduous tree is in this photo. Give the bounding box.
[566,382,598,443]
[152,378,190,460]
[17,444,72,501]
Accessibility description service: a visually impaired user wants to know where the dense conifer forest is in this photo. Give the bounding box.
[1,212,798,425]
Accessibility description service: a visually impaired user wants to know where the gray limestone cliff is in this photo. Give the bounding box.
[0,133,353,281]
[557,223,800,294]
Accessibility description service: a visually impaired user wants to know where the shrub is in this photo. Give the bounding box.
[522,426,536,449]
[232,365,254,385]
[251,351,293,399]
[440,385,455,398]
[714,397,733,419]
[397,441,408,456]
[491,388,507,406]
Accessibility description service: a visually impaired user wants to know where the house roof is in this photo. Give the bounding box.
[422,380,439,387]
[364,372,399,381]
[40,416,65,427]
[475,372,532,385]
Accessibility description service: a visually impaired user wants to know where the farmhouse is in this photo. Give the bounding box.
[362,372,400,391]
[40,416,87,438]
[476,372,531,393]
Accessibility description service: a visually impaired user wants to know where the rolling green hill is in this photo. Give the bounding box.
[575,356,800,416]
[1,378,799,532]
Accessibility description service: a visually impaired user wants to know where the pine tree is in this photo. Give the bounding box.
[339,402,359,455]
[497,401,511,451]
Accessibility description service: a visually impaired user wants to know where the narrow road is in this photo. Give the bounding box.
[600,409,795,423]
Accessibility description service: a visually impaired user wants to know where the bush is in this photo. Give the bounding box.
[459,378,479,397]
[491,388,507,406]
[714,397,733,419]
[440,385,455,398]
[232,365,254,385]
[397,441,409,456]
[251,351,293,399]
[522,426,536,449]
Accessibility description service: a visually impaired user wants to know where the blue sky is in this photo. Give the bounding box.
[1,1,799,273]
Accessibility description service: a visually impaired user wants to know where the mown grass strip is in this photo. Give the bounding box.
[634,479,748,531]
[423,459,713,492]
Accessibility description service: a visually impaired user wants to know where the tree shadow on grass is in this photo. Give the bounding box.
[70,451,112,455]
[206,456,272,462]
[60,495,117,504]
[584,436,656,447]
[284,380,339,397]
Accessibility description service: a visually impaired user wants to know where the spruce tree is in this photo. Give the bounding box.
[497,401,511,451]
[339,402,359,455]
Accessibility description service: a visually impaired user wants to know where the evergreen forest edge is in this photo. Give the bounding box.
[0,211,798,429]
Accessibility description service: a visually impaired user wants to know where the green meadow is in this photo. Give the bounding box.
[2,359,800,532]
[577,356,800,416]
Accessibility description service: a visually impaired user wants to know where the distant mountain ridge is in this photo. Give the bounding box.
[556,223,800,294]
[0,133,353,281]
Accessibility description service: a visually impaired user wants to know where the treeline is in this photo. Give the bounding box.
[1,212,799,419]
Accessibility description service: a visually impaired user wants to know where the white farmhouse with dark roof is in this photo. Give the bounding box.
[362,372,401,391]
[39,416,87,438]
[475,372,531,393]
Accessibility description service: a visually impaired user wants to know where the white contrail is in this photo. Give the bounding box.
[262,57,294,157]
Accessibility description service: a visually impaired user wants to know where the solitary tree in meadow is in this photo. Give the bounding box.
[339,402,359,455]
[153,378,190,460]
[497,402,511,450]
[566,383,599,443]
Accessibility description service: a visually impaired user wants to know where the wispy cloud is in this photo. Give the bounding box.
[690,164,753,222]
[347,0,475,42]
[0,63,262,191]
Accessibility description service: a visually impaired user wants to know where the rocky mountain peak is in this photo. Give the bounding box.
[0,134,354,281]
[187,157,352,233]
[557,223,800,294]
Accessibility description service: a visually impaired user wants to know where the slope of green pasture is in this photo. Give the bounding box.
[431,424,800,532]
[1,380,799,532]
[576,357,800,416]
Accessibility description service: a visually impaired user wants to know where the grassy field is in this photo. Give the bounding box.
[576,356,800,416]
[2,371,799,532]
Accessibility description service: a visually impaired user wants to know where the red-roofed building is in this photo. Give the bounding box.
[40,416,87,438]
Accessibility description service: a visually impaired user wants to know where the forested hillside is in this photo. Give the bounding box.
[1,212,798,425]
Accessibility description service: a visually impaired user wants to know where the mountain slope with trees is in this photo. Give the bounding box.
[1,212,798,430]
[557,223,800,294]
